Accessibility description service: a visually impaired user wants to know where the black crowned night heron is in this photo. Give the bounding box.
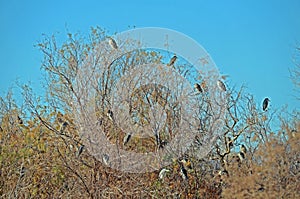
[217,80,227,92]
[240,144,247,154]
[291,129,297,138]
[180,158,192,171]
[123,133,131,145]
[60,121,68,133]
[194,83,203,93]
[179,163,188,180]
[102,154,109,166]
[159,168,170,180]
[168,55,177,66]
[108,37,118,50]
[238,151,245,161]
[262,98,270,111]
[238,144,247,161]
[17,116,23,125]
[258,185,265,192]
[77,145,84,157]
[107,110,114,121]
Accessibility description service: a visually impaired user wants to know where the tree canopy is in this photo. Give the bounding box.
[0,27,299,198]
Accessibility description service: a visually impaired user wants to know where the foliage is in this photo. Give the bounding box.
[0,27,299,198]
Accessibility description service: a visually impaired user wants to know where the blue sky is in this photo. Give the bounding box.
[0,0,299,111]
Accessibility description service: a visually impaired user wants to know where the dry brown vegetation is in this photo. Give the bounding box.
[0,27,299,198]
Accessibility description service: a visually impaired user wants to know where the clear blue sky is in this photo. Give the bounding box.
[0,0,299,111]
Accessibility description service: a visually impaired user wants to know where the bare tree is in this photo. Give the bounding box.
[2,27,298,198]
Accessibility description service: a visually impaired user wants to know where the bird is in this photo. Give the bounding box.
[77,145,84,157]
[167,55,177,66]
[262,98,270,111]
[108,37,118,50]
[217,80,227,92]
[123,133,132,145]
[291,129,297,138]
[106,110,114,121]
[240,144,247,154]
[159,168,170,180]
[258,185,265,192]
[238,144,247,161]
[180,158,192,170]
[102,154,109,166]
[57,112,64,123]
[69,144,74,150]
[238,151,245,161]
[194,83,203,93]
[179,163,188,180]
[60,121,68,133]
[17,116,23,125]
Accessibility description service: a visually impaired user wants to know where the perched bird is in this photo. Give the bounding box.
[238,151,245,161]
[57,112,64,123]
[60,121,68,133]
[291,129,297,138]
[17,116,23,125]
[108,37,118,50]
[106,110,114,121]
[77,145,84,157]
[179,163,188,180]
[217,80,227,92]
[123,133,132,145]
[159,168,170,180]
[194,83,203,93]
[238,144,247,161]
[69,144,74,150]
[180,158,192,170]
[258,185,265,192]
[168,55,177,66]
[102,154,109,166]
[262,98,270,111]
[240,144,247,154]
